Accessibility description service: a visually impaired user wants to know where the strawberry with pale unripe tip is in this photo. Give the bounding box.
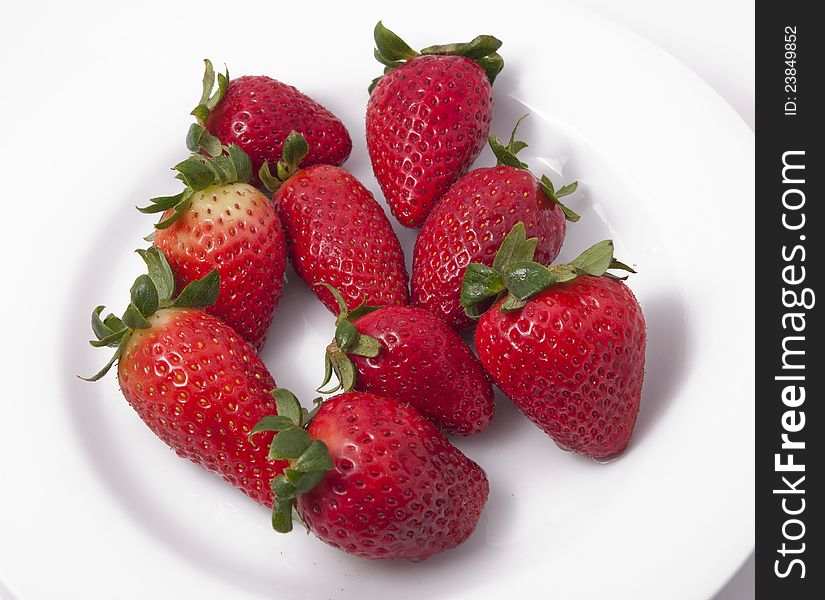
[139,141,286,350]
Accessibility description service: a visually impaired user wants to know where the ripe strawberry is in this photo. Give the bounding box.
[366,22,504,227]
[188,59,351,183]
[412,117,580,331]
[262,132,409,313]
[139,144,286,349]
[250,390,489,560]
[463,224,646,459]
[317,285,494,435]
[83,249,287,506]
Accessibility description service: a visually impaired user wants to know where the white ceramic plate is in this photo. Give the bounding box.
[0,1,754,599]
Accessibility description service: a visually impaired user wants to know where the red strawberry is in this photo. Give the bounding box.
[188,59,351,183]
[412,117,580,331]
[366,22,504,227]
[84,249,286,506]
[250,390,489,560]
[139,144,286,350]
[264,132,409,313]
[463,224,646,459]
[318,286,494,435]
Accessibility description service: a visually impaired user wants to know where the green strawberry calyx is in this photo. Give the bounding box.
[460,223,636,317]
[191,58,229,124]
[488,115,581,223]
[369,21,504,93]
[81,247,220,382]
[258,131,310,193]
[316,284,383,394]
[137,143,253,232]
[249,389,332,534]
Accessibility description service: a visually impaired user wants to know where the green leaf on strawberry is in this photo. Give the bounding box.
[460,264,506,319]
[272,388,303,427]
[374,21,419,62]
[314,283,384,394]
[570,239,616,275]
[487,116,581,222]
[269,427,313,460]
[501,262,556,301]
[294,440,334,472]
[191,58,229,126]
[370,22,504,93]
[81,248,220,381]
[249,415,295,436]
[250,388,335,534]
[186,123,222,157]
[461,222,637,317]
[135,247,175,302]
[137,143,253,229]
[492,219,538,270]
[172,269,220,309]
[539,175,581,222]
[258,131,310,193]
[488,114,530,169]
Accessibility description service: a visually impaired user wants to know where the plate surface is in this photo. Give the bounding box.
[0,1,754,599]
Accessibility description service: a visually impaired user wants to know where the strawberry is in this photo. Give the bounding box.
[187,59,351,184]
[317,285,494,435]
[366,22,504,227]
[262,132,409,313]
[412,117,580,331]
[249,390,489,560]
[139,143,286,350]
[83,249,287,506]
[462,224,646,459]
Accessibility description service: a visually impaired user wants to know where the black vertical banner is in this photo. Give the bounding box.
[755,3,823,598]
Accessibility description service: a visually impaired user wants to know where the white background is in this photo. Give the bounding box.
[0,1,754,598]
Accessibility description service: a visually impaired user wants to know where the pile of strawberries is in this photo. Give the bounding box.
[85,23,647,562]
